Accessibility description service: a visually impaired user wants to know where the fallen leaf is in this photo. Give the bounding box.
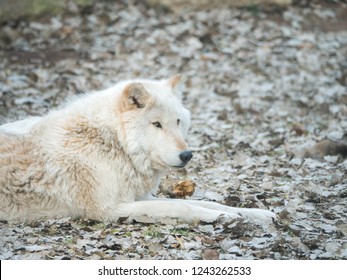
[201,249,219,260]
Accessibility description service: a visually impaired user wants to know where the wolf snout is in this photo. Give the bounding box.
[179,150,193,164]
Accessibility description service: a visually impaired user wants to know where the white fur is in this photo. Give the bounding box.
[0,116,42,135]
[0,76,275,224]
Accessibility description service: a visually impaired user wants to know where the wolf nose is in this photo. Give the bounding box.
[179,150,193,164]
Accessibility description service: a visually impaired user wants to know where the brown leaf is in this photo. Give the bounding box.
[201,235,216,245]
[292,124,307,136]
[304,140,347,159]
[201,249,220,260]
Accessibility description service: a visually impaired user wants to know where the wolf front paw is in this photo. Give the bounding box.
[236,208,276,223]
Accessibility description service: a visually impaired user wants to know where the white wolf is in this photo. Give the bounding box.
[0,75,275,224]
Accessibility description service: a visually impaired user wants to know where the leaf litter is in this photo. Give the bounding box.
[0,0,347,260]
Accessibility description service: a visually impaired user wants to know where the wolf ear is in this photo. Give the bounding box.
[122,82,148,110]
[167,74,184,100]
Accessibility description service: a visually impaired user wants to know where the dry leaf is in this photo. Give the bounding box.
[201,249,220,260]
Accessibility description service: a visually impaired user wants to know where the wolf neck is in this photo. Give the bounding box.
[56,107,163,187]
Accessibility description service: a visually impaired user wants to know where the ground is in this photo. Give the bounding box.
[0,0,346,260]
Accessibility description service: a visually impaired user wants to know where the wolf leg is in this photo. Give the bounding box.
[139,195,275,223]
[115,200,240,223]
[184,200,276,222]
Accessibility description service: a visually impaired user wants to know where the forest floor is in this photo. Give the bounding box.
[0,0,346,260]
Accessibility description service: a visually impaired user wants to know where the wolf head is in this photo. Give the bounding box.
[117,75,192,170]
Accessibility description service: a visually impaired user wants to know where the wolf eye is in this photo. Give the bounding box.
[152,122,162,128]
[177,119,180,125]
